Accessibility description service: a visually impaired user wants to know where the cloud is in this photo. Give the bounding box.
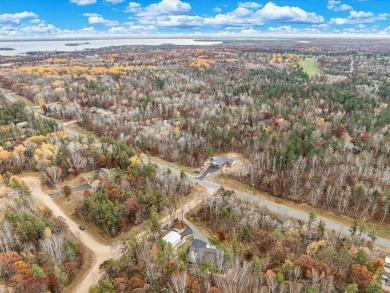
[312,23,331,29]
[108,24,157,34]
[83,13,119,26]
[126,0,195,28]
[329,10,389,25]
[130,1,323,29]
[238,2,262,9]
[327,0,352,11]
[105,0,124,3]
[125,2,142,13]
[1,21,61,37]
[30,19,42,24]
[214,7,222,13]
[142,15,204,28]
[267,25,321,34]
[126,0,191,17]
[255,2,324,24]
[204,7,264,27]
[0,11,38,25]
[338,4,352,11]
[70,0,97,5]
[80,26,96,33]
[22,23,60,34]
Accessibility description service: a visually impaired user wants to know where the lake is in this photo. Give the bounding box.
[0,38,222,56]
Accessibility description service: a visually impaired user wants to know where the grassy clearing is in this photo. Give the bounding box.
[0,88,35,107]
[215,176,390,244]
[151,155,196,176]
[65,124,100,141]
[300,57,320,77]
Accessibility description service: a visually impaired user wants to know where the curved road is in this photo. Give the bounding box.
[19,175,211,292]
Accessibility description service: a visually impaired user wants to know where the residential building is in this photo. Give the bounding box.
[188,239,224,270]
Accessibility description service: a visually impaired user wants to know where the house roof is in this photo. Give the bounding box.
[162,231,181,245]
[188,238,224,269]
[211,156,235,166]
[191,239,207,249]
[211,157,226,166]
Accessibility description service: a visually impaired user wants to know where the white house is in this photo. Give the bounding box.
[162,231,181,247]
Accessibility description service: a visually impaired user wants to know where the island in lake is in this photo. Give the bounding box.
[64,42,90,47]
[0,47,15,51]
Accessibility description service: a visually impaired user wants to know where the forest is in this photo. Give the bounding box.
[0,176,86,292]
[0,99,191,239]
[0,45,388,226]
[90,188,386,293]
[0,42,389,292]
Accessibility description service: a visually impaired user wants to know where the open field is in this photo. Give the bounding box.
[301,57,320,77]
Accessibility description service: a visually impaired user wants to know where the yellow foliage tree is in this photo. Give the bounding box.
[129,155,142,168]
[12,144,26,164]
[306,240,329,257]
[0,147,12,163]
[37,96,45,106]
[33,143,59,167]
[27,135,48,144]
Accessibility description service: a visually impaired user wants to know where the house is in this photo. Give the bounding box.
[188,239,224,270]
[210,156,236,168]
[211,157,225,168]
[162,231,181,247]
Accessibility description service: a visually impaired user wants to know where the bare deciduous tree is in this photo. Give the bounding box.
[43,166,62,189]
[170,271,187,293]
[40,233,65,268]
[67,141,85,175]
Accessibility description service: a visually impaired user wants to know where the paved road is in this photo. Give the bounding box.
[49,183,90,198]
[154,162,390,249]
[195,165,219,180]
[183,218,209,244]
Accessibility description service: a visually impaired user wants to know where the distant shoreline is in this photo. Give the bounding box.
[65,42,90,46]
[1,35,390,42]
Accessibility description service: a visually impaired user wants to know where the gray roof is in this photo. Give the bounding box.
[188,239,224,269]
[211,156,235,166]
[191,239,207,249]
[211,157,226,166]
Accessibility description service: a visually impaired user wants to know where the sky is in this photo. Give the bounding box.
[0,0,390,38]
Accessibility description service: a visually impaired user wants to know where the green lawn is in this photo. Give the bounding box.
[301,57,320,77]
